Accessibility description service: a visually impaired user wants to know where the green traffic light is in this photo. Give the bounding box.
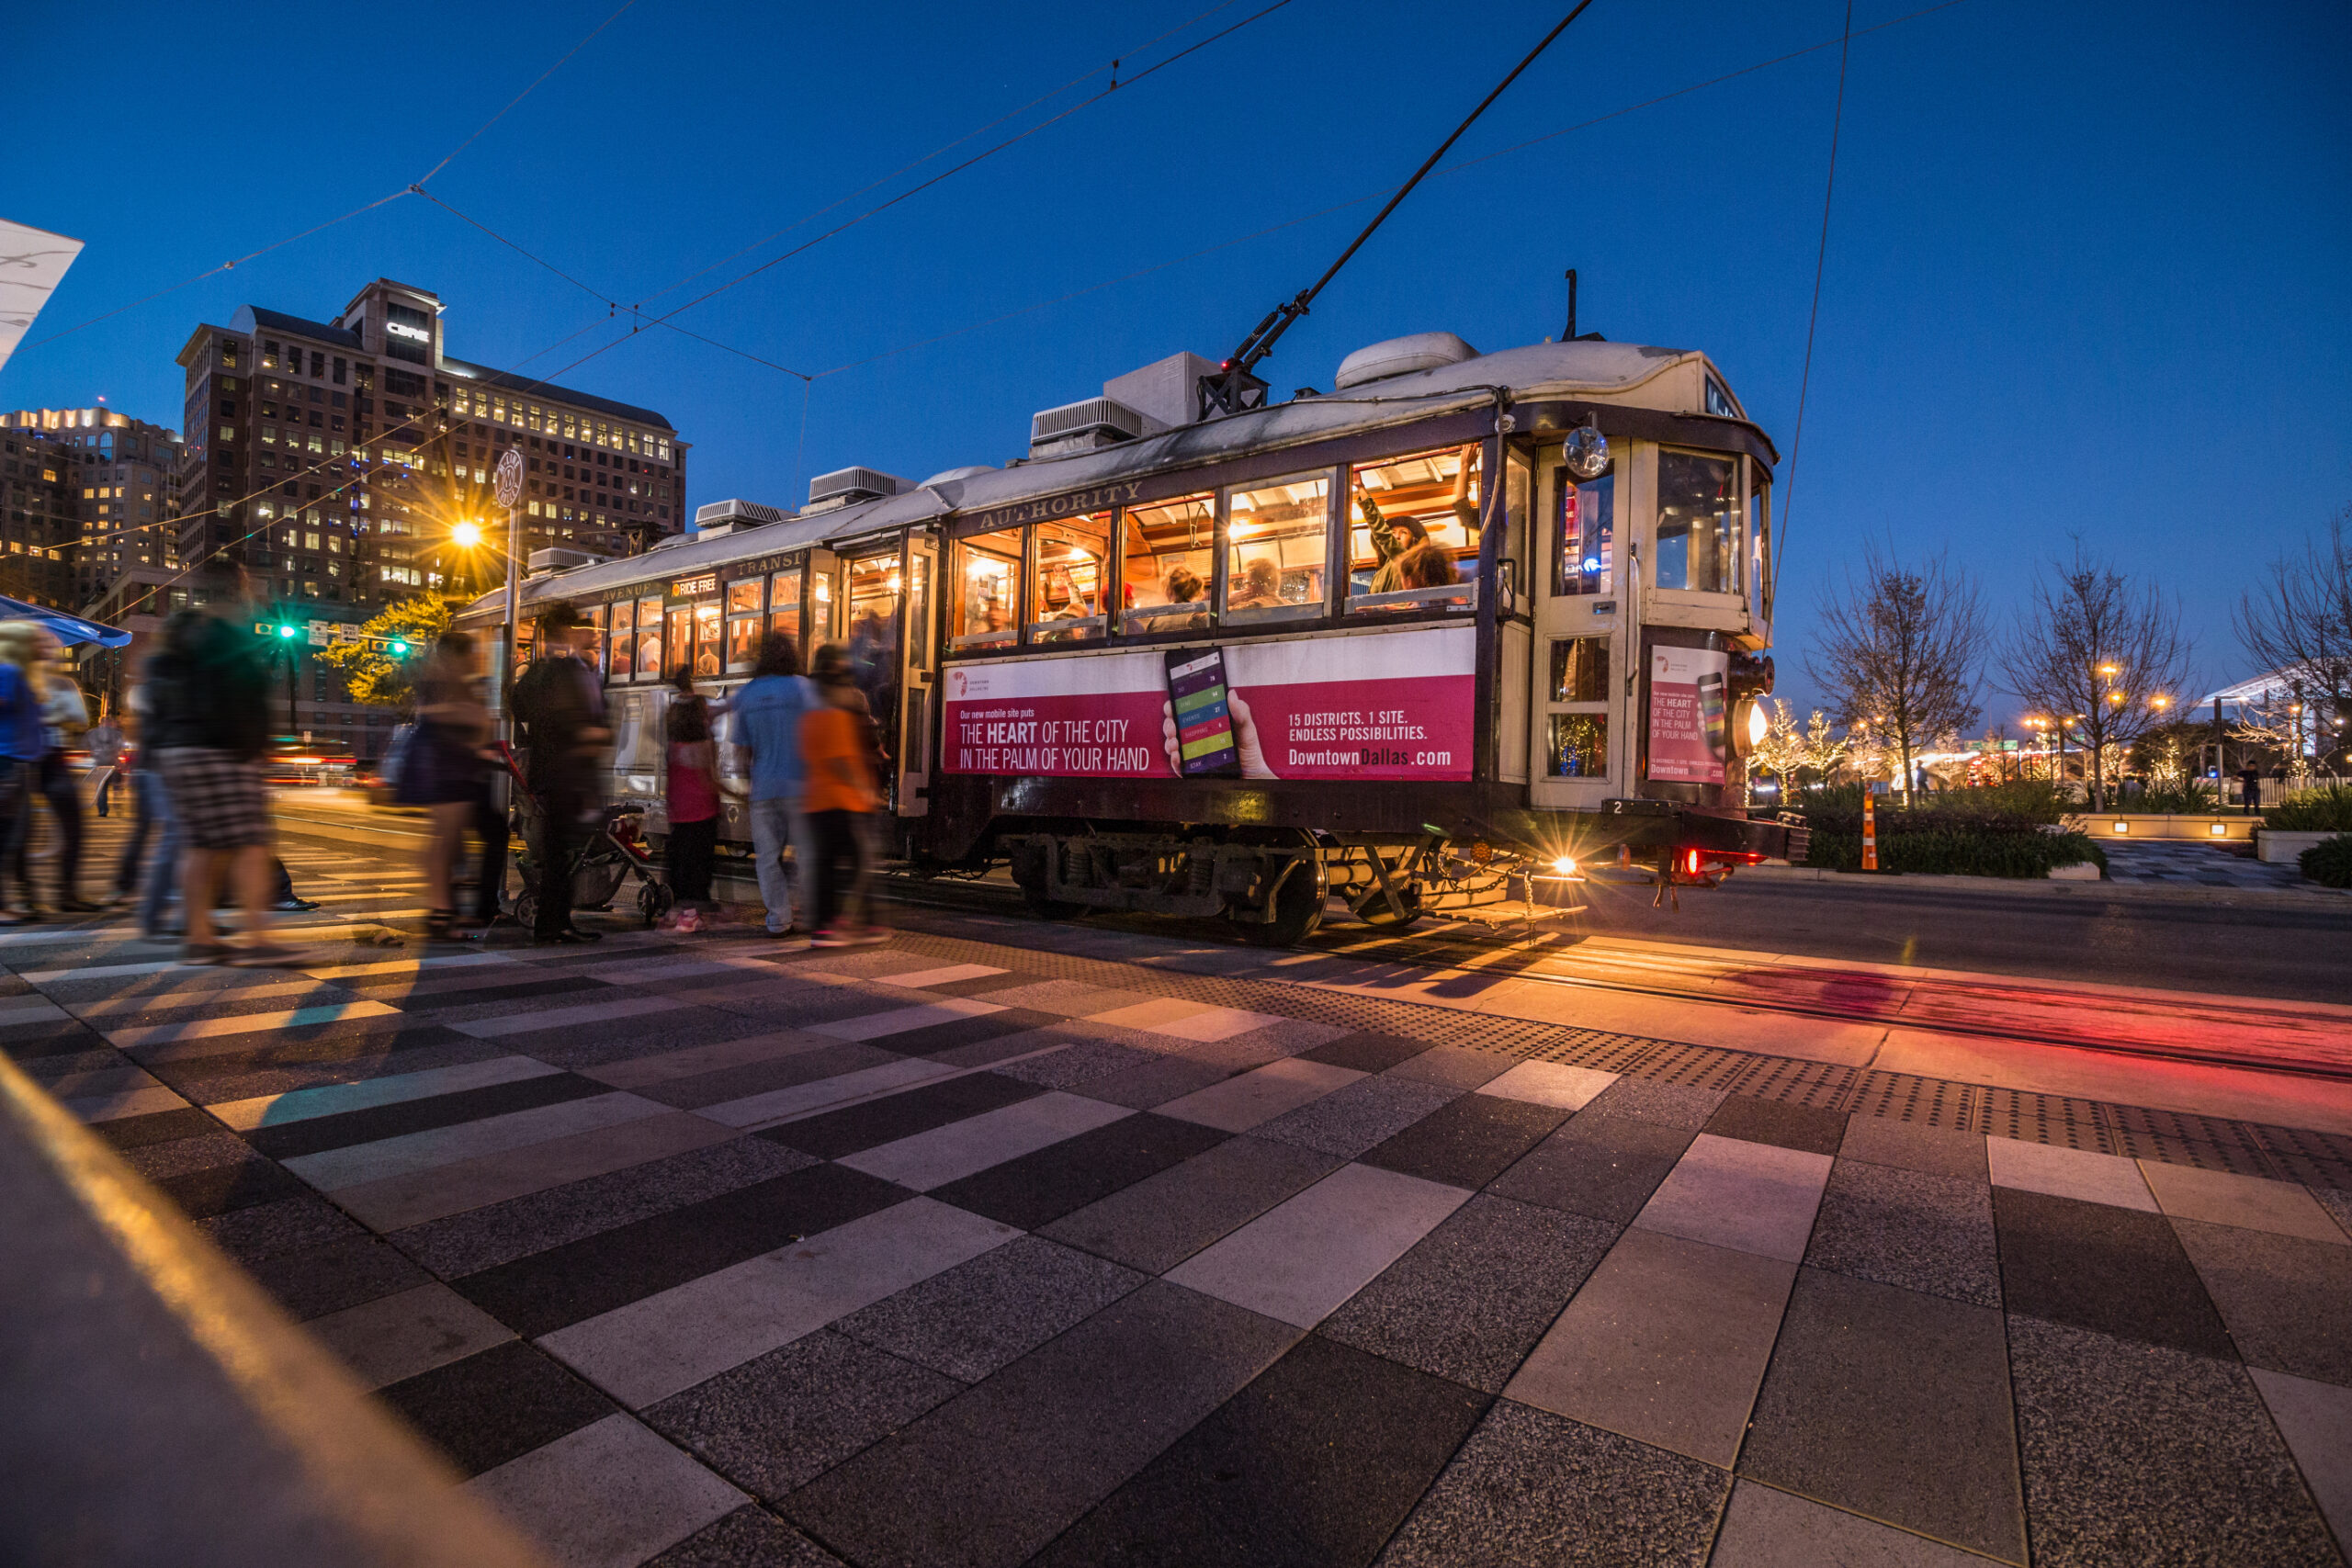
[277,625,299,639]
[389,640,409,655]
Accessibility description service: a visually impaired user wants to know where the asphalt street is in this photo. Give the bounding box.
[1563,874,2352,1005]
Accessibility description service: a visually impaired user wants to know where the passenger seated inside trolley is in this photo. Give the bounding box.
[1120,492,1216,632]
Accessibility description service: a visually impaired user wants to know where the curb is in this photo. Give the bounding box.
[1736,863,2349,908]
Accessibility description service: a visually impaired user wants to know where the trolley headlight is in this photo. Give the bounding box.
[1563,417,1610,479]
[1550,854,1577,876]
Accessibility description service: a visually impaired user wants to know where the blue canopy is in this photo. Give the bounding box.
[0,595,132,649]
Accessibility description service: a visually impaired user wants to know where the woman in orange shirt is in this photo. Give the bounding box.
[799,644,885,946]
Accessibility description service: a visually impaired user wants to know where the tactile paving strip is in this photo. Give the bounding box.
[880,927,2352,1190]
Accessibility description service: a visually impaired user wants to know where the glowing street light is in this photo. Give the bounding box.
[451,520,483,548]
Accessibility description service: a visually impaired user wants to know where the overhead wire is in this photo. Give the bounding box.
[23,0,634,355]
[630,0,1302,339]
[801,0,1970,384]
[1771,0,1859,615]
[628,0,1251,313]
[103,0,1300,604]
[414,0,641,187]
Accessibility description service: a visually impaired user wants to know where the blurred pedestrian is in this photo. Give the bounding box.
[4,636,95,915]
[730,633,818,937]
[511,602,608,944]
[663,667,718,927]
[801,643,885,947]
[87,708,123,817]
[122,681,180,935]
[142,562,308,965]
[0,625,47,927]
[406,630,494,940]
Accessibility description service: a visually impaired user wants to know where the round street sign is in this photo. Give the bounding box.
[492,448,525,507]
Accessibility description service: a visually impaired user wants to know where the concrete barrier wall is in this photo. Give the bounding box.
[2065,814,2255,842]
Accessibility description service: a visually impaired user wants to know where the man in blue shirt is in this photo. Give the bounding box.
[727,633,818,935]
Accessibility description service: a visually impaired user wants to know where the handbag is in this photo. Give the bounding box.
[393,721,447,807]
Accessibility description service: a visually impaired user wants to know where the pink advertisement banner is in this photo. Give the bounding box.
[943,626,1476,782]
[1645,644,1730,784]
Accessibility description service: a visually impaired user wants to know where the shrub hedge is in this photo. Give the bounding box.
[2267,785,2352,833]
[1792,783,2102,878]
[2301,834,2352,889]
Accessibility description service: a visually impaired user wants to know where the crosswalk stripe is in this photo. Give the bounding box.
[808,997,1005,1042]
[449,993,685,1040]
[209,1055,562,1130]
[104,1000,403,1049]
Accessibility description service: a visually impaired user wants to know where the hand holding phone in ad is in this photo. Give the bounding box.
[1161,648,1272,778]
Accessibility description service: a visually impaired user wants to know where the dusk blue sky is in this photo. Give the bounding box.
[8,0,2348,716]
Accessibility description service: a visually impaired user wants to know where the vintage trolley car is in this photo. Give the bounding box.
[457,330,1801,944]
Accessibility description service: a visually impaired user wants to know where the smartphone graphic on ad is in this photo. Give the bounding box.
[1166,648,1241,778]
[1697,670,1728,760]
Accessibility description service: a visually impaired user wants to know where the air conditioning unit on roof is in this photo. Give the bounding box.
[694,498,792,537]
[807,467,910,512]
[1028,397,1151,458]
[526,546,607,576]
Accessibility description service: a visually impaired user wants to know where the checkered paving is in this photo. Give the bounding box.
[2101,839,2324,891]
[9,886,2351,1567]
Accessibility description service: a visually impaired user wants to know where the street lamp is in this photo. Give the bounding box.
[451,520,482,548]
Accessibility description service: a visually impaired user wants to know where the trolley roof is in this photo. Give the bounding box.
[468,338,1753,615]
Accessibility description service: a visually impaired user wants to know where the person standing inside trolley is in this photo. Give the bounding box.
[729,632,818,938]
[510,602,609,945]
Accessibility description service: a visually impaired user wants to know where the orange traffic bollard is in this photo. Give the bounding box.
[1861,790,1879,872]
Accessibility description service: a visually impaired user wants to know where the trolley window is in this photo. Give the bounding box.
[1546,635,1611,779]
[606,599,635,680]
[845,553,901,729]
[1224,471,1329,626]
[768,570,803,653]
[1347,444,1478,614]
[664,605,692,679]
[583,604,606,673]
[692,598,724,679]
[952,528,1021,650]
[1554,461,1614,596]
[1656,449,1738,593]
[725,577,763,671]
[1120,492,1214,634]
[1749,477,1770,609]
[1031,512,1111,644]
[634,596,663,680]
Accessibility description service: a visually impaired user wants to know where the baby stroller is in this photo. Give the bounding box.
[493,742,675,930]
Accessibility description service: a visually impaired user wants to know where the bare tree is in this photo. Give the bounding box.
[2000,546,2193,810]
[2234,506,2352,769]
[1806,545,1988,802]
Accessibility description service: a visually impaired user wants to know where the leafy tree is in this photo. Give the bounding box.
[314,594,452,712]
[1807,545,1988,803]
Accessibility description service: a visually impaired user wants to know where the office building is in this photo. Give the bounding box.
[170,278,688,757]
[175,277,687,614]
[0,405,182,612]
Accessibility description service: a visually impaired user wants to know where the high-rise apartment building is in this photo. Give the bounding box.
[0,405,180,612]
[175,277,687,617]
[0,407,184,609]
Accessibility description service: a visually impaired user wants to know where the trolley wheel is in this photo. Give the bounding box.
[1010,841,1083,922]
[1355,882,1425,931]
[1238,854,1327,948]
[638,881,676,927]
